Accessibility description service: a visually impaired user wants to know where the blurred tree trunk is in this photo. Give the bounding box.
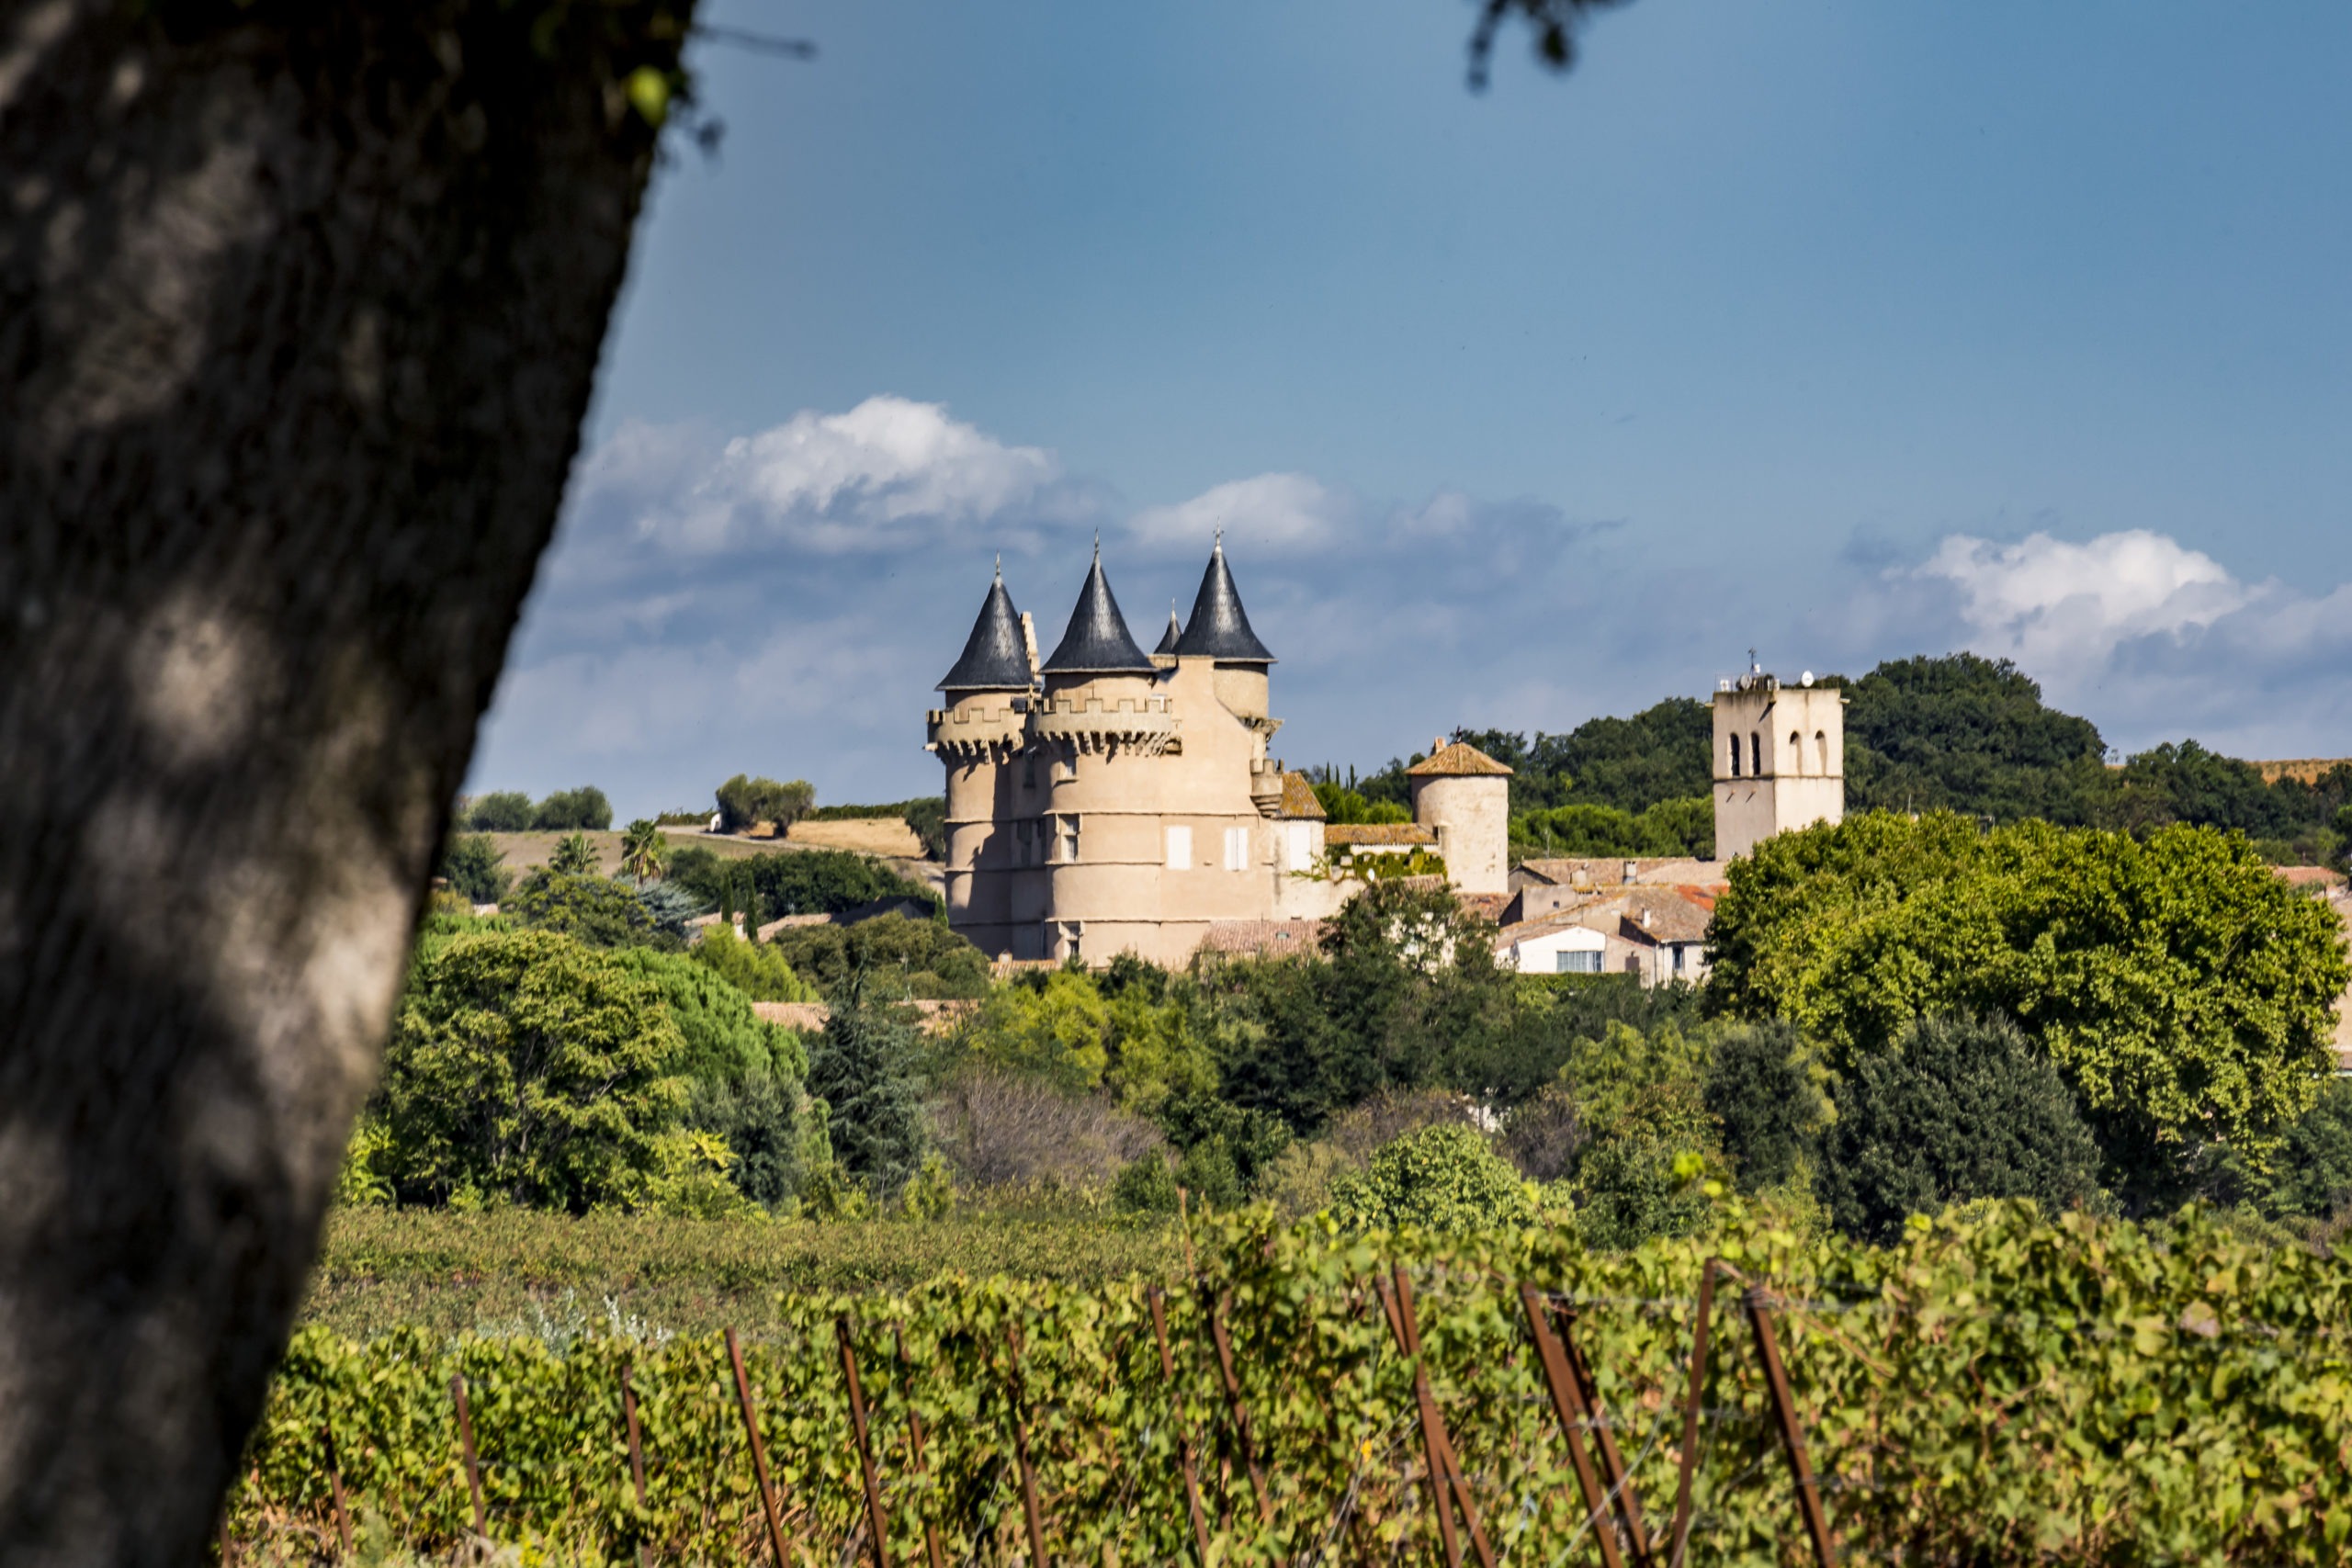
[0,2,690,1560]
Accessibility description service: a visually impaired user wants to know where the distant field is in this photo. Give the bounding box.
[301,1208,1179,1340]
[783,816,925,857]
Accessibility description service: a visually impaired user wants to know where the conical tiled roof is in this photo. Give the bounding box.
[1407,739,1513,777]
[936,563,1033,693]
[1153,606,1183,657]
[1172,536,1274,663]
[1042,544,1156,675]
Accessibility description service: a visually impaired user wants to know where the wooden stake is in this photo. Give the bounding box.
[837,1318,894,1568]
[1204,1289,1273,1523]
[1147,1285,1215,1567]
[1742,1289,1838,1568]
[1393,1269,1496,1568]
[890,1324,948,1568]
[1002,1323,1050,1566]
[1666,1262,1719,1568]
[726,1328,792,1568]
[620,1361,651,1568]
[450,1371,488,1538]
[319,1422,354,1558]
[1549,1301,1653,1565]
[1518,1284,1626,1568]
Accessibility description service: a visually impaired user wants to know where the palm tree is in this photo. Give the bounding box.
[549,831,597,877]
[619,818,668,883]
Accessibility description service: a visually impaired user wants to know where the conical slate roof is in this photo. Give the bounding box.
[936,563,1033,693]
[1042,544,1156,676]
[1171,537,1274,664]
[1153,606,1183,656]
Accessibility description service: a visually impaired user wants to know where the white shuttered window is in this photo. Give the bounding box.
[1224,827,1249,871]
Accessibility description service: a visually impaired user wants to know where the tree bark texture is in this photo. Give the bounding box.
[0,3,690,1560]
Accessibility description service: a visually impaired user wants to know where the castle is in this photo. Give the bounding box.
[925,541,1511,965]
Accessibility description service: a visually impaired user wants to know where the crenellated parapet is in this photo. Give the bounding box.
[926,705,1028,761]
[1033,694,1181,756]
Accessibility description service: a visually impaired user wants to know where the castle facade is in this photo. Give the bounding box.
[925,541,1510,966]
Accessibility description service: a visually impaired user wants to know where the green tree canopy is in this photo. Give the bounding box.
[691,923,820,1003]
[464,791,537,832]
[510,870,666,950]
[1818,1013,2104,1241]
[531,785,614,831]
[1328,1125,1541,1233]
[605,945,806,1087]
[1709,811,2348,1203]
[768,913,988,1000]
[667,845,940,923]
[714,773,815,833]
[805,971,929,1199]
[376,930,687,1211]
[1840,653,2107,824]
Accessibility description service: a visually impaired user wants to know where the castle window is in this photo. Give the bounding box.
[1165,825,1193,870]
[1224,827,1250,872]
[1789,731,1804,773]
[1014,819,1032,866]
[1815,729,1829,773]
[1284,821,1314,873]
[1057,816,1080,863]
[1729,736,1742,778]
[1749,733,1762,776]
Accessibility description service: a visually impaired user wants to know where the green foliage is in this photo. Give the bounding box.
[2224,1077,2352,1222]
[632,879,707,941]
[1510,795,1712,859]
[435,831,512,906]
[1327,1123,1543,1232]
[375,930,688,1212]
[605,945,803,1086]
[1569,1081,1718,1250]
[1839,653,2107,824]
[681,1073,809,1211]
[1709,811,2349,1206]
[768,913,986,1001]
[254,1204,2352,1563]
[1308,781,1411,824]
[1454,700,1714,815]
[806,972,929,1199]
[1819,1013,2105,1242]
[548,830,599,876]
[531,785,614,831]
[900,795,947,860]
[960,969,1111,1090]
[509,869,666,951]
[1111,1149,1182,1214]
[689,923,819,1003]
[464,790,537,832]
[713,773,814,833]
[668,845,940,924]
[1702,1020,1830,1194]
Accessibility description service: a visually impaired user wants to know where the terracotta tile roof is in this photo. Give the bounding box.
[1513,857,1724,889]
[1199,919,1327,955]
[1406,740,1513,778]
[2276,864,2347,890]
[1325,823,1439,847]
[1279,773,1328,819]
[1453,892,1515,925]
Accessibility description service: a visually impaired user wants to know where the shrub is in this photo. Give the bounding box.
[1112,1149,1182,1214]
[1500,1084,1584,1182]
[901,796,948,860]
[682,1072,809,1210]
[509,870,662,950]
[376,930,687,1211]
[1702,1021,1830,1194]
[532,785,614,831]
[465,791,536,832]
[1328,1125,1539,1233]
[691,924,820,1003]
[1819,1013,2105,1242]
[548,830,599,876]
[715,774,815,834]
[1571,1081,1719,1250]
[605,945,805,1087]
[2225,1077,2352,1221]
[928,1067,1162,1193]
[770,913,986,1000]
[436,831,512,906]
[635,881,708,941]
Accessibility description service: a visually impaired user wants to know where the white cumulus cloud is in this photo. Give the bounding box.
[1128,472,1350,554]
[1914,529,2252,675]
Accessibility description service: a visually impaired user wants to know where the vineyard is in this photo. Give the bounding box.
[240,1203,2351,1565]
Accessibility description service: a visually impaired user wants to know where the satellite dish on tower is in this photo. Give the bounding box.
[1801,671,1815,687]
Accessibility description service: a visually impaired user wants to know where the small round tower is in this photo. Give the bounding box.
[929,561,1033,940]
[1408,738,1513,896]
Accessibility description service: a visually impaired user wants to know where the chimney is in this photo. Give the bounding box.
[1431,736,1445,756]
[1622,860,1637,886]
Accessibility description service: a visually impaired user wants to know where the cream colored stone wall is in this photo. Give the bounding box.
[1412,774,1510,894]
[1712,681,1846,861]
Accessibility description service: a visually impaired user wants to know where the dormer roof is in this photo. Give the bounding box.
[1042,544,1156,676]
[1407,740,1513,778]
[937,563,1033,693]
[1171,537,1274,664]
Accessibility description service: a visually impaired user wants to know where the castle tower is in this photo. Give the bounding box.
[1172,534,1277,726]
[927,562,1034,952]
[1408,739,1513,895]
[1149,605,1183,671]
[1711,660,1845,861]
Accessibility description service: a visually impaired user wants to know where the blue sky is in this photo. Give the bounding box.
[469,0,2352,816]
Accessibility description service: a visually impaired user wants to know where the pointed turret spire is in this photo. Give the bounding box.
[1171,534,1274,663]
[936,558,1033,692]
[1042,540,1155,675]
[1153,601,1183,657]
